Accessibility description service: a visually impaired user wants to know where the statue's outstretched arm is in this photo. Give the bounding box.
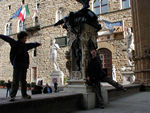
[55,44,60,49]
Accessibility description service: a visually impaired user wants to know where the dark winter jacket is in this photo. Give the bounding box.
[86,56,106,83]
[6,82,11,89]
[32,85,43,95]
[0,35,40,68]
[43,86,52,94]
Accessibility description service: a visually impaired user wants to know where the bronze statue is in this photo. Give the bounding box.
[54,9,101,35]
[54,0,101,34]
[54,0,101,71]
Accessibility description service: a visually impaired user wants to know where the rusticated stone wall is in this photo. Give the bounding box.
[96,3,132,82]
[0,0,81,84]
[0,0,132,84]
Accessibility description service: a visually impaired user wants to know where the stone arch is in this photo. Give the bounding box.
[97,42,116,55]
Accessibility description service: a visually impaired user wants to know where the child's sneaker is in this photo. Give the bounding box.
[9,97,15,101]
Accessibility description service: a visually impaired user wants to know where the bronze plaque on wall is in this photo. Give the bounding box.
[55,36,67,47]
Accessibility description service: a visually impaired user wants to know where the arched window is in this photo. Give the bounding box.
[18,20,25,32]
[9,23,12,35]
[5,23,12,35]
[23,20,26,31]
[19,21,23,32]
[37,3,40,9]
[6,24,9,35]
[8,5,11,10]
[56,7,65,22]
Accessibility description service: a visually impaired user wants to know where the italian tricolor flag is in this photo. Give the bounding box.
[18,4,30,21]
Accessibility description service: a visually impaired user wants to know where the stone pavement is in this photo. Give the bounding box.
[1,88,150,113]
[73,92,150,113]
[0,88,31,98]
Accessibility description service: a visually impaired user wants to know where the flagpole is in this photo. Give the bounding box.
[40,24,55,29]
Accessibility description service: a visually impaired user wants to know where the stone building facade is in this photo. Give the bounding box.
[91,0,133,83]
[0,0,132,84]
[0,0,82,84]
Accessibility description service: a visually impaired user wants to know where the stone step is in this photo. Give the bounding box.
[0,92,83,113]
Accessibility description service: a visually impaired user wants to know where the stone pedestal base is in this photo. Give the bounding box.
[64,84,95,109]
[122,72,135,85]
[121,65,135,85]
[50,71,64,86]
[64,82,92,93]
[64,24,100,109]
[83,93,95,109]
[101,83,109,104]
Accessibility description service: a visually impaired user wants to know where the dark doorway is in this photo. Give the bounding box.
[98,48,112,78]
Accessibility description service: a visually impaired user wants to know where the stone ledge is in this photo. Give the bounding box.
[0,92,83,113]
[101,83,141,104]
[0,84,142,113]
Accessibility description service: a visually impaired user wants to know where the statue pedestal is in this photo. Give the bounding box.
[64,24,98,109]
[65,79,92,93]
[122,72,135,85]
[50,71,64,86]
[121,65,135,85]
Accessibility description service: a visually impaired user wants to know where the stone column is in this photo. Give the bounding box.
[64,24,98,109]
[131,0,150,85]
